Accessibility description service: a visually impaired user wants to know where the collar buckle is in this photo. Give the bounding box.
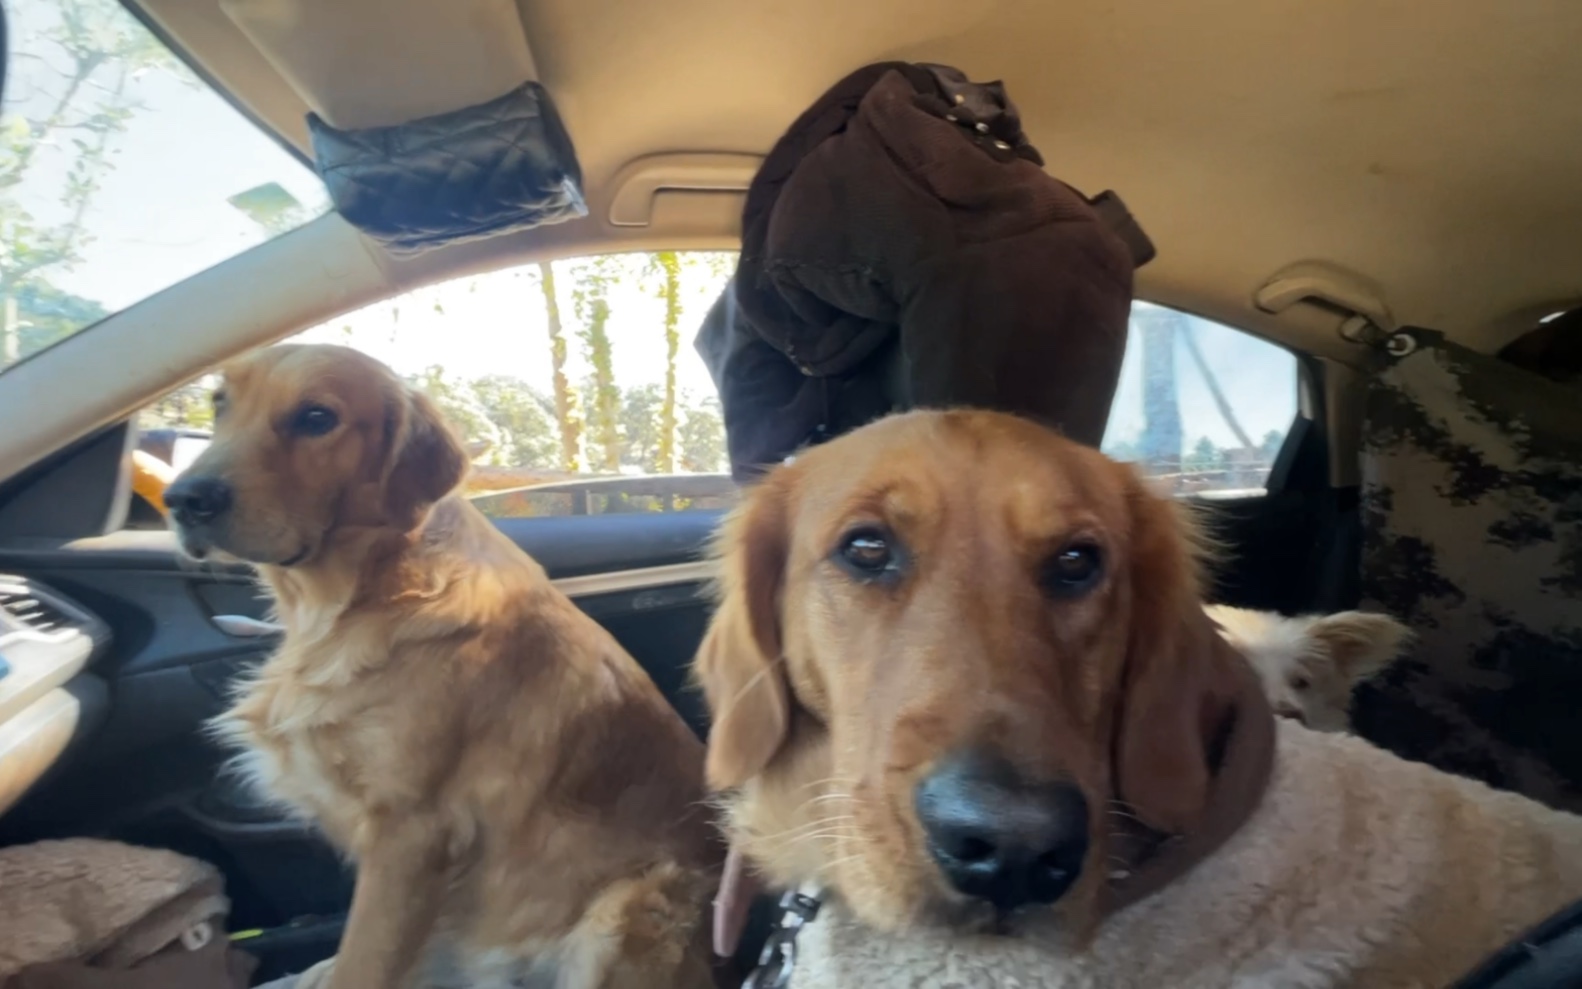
[744,889,822,989]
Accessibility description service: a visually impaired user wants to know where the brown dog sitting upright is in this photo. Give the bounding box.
[164,345,719,989]
[697,409,1582,988]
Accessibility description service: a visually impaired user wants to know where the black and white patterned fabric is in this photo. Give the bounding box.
[1352,328,1582,811]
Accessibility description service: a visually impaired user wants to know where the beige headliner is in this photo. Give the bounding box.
[2,0,1578,480]
[160,0,1582,347]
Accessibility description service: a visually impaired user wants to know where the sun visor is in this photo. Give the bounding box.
[221,0,538,129]
[222,0,581,254]
[307,82,586,256]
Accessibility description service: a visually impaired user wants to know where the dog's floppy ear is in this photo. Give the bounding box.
[1308,611,1414,685]
[696,477,793,791]
[383,387,469,529]
[1112,469,1250,835]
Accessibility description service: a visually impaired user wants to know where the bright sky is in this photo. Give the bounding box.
[1105,304,1298,451]
[5,0,1298,455]
[5,0,330,312]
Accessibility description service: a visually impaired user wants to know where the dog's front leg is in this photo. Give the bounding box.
[326,818,448,989]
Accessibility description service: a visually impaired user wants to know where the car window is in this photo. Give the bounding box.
[0,0,330,374]
[134,252,738,521]
[1102,303,1299,496]
[132,276,1292,524]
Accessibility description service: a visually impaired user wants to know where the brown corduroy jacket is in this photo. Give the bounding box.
[696,61,1153,480]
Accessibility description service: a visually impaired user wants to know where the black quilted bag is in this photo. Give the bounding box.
[308,81,586,255]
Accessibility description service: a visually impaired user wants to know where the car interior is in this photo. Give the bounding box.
[0,0,1578,986]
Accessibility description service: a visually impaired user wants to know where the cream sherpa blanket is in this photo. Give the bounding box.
[0,838,230,979]
[791,722,1582,989]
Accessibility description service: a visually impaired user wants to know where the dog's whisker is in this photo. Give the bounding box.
[791,775,860,794]
[768,835,862,858]
[762,821,863,845]
[778,829,859,843]
[771,814,859,834]
[806,792,855,805]
[817,853,868,876]
[763,825,863,847]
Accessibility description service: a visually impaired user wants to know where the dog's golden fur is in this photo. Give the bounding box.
[696,409,1582,988]
[172,345,719,989]
[695,408,1272,939]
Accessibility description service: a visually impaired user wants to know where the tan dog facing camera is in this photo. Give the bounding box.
[696,409,1582,989]
[165,344,720,989]
[695,407,1270,938]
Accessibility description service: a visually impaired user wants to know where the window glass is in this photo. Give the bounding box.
[1102,302,1299,496]
[1,0,331,373]
[132,276,1295,524]
[133,253,737,522]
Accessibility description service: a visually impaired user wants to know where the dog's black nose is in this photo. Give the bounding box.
[915,750,1090,913]
[164,476,233,524]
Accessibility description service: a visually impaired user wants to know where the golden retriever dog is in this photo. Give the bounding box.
[1205,605,1412,732]
[697,409,1582,989]
[163,345,719,989]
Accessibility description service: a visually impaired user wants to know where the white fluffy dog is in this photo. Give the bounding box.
[1205,605,1412,733]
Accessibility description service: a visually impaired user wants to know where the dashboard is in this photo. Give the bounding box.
[0,575,109,816]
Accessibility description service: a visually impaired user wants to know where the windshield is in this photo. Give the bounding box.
[0,0,330,373]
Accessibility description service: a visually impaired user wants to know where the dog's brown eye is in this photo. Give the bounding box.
[1043,542,1103,598]
[1289,675,1311,692]
[292,404,339,437]
[835,527,902,581]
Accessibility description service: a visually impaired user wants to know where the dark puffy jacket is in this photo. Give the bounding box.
[695,62,1153,481]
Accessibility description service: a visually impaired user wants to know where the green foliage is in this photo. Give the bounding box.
[678,395,727,474]
[649,250,683,473]
[136,248,736,520]
[1,0,194,367]
[409,366,506,462]
[569,254,626,471]
[1184,435,1223,471]
[139,375,216,432]
[536,261,584,471]
[471,374,559,469]
[619,382,665,472]
[6,280,106,355]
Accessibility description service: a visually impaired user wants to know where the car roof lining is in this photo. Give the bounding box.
[131,0,1582,356]
[7,0,1577,481]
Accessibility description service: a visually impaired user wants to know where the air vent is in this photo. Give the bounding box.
[0,582,77,636]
